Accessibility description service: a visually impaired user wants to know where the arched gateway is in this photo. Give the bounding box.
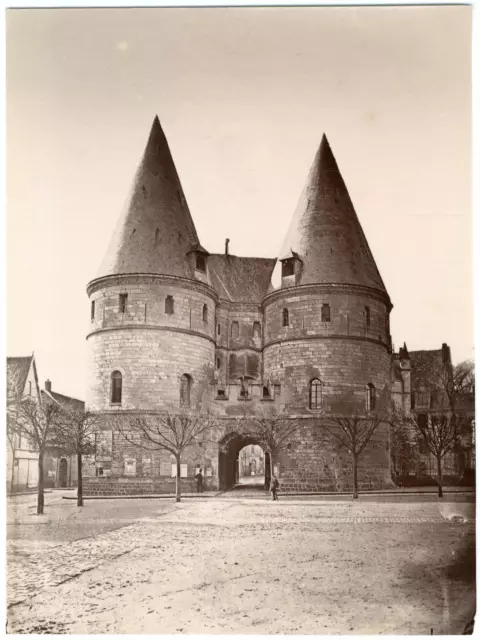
[218,432,271,490]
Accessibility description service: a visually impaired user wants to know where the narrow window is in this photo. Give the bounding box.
[282,259,295,277]
[216,356,221,370]
[321,303,331,323]
[91,300,95,321]
[309,378,323,410]
[119,294,128,313]
[253,322,261,338]
[196,255,206,272]
[165,295,174,315]
[111,371,122,404]
[231,321,239,338]
[180,374,192,407]
[28,381,32,396]
[365,306,370,328]
[366,383,376,411]
[202,304,208,323]
[282,308,289,327]
[217,323,221,335]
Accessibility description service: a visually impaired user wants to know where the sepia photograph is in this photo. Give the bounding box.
[4,4,475,635]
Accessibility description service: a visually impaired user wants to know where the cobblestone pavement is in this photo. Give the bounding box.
[6,497,476,634]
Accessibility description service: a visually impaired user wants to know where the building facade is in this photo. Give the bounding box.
[6,355,85,492]
[84,116,398,496]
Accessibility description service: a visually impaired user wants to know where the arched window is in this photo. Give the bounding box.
[111,371,122,404]
[309,378,323,410]
[231,321,239,338]
[202,304,208,323]
[366,383,376,411]
[180,374,192,407]
[282,308,289,327]
[321,303,331,323]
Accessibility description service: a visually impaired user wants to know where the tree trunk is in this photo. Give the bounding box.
[436,455,444,498]
[352,453,359,500]
[175,456,181,503]
[77,452,83,507]
[37,451,45,515]
[10,444,16,494]
[269,450,274,482]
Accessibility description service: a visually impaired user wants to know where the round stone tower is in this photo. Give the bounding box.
[263,135,393,490]
[86,117,216,418]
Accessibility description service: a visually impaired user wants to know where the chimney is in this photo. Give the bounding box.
[45,379,52,392]
[225,238,230,256]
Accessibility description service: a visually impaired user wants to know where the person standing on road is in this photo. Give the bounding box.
[270,474,279,501]
[195,469,204,493]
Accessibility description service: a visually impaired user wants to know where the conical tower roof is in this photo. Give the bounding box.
[275,135,388,294]
[96,116,200,279]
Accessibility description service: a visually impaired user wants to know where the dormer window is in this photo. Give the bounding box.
[282,259,295,278]
[196,255,206,272]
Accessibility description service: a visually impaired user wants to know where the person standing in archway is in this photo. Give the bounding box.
[270,474,279,501]
[195,468,204,493]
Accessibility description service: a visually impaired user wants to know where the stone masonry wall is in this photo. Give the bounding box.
[83,415,393,495]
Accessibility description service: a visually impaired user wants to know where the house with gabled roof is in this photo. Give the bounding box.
[6,354,42,492]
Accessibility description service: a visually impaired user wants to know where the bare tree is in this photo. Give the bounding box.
[7,398,61,514]
[49,408,99,506]
[389,416,419,484]
[439,359,475,414]
[407,412,463,498]
[320,410,385,499]
[115,409,215,502]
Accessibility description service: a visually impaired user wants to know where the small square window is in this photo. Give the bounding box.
[119,294,128,313]
[165,296,174,315]
[321,303,331,323]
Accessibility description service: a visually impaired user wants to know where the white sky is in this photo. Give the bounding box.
[6,5,473,400]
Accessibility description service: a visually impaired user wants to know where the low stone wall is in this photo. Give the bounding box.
[83,476,216,496]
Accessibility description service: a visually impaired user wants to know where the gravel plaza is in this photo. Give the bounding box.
[6,489,475,635]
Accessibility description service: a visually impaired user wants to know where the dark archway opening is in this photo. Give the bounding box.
[218,433,271,491]
[58,458,68,488]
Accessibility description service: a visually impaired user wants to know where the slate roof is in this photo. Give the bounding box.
[410,344,451,390]
[274,134,389,295]
[96,116,200,280]
[6,356,33,402]
[208,254,276,303]
[42,389,85,411]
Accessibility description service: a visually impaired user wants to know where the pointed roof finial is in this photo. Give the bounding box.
[274,134,389,296]
[96,116,200,279]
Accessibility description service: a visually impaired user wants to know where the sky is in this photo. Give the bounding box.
[6,5,473,400]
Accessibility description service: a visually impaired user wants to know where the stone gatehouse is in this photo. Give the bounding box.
[84,116,395,495]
